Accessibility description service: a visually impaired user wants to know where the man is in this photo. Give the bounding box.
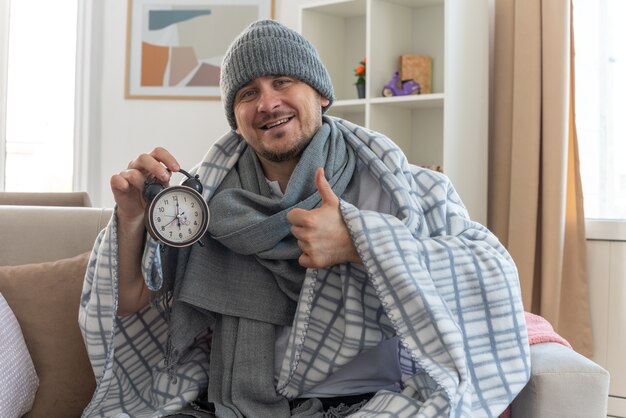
[80,20,530,418]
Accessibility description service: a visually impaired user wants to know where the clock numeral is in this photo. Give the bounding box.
[157,217,161,222]
[158,207,165,213]
[188,228,192,235]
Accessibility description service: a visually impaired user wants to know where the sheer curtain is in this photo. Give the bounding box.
[1,0,77,192]
[489,0,592,355]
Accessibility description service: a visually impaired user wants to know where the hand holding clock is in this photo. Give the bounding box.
[111,147,210,248]
[110,147,180,225]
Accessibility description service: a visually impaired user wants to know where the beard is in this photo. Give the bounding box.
[244,105,324,164]
[257,131,311,163]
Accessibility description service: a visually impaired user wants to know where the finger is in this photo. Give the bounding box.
[295,238,307,253]
[286,207,308,226]
[110,172,144,207]
[290,224,302,240]
[110,173,131,193]
[117,169,152,192]
[128,147,180,182]
[149,147,180,172]
[129,154,171,183]
[315,167,339,207]
[298,253,313,269]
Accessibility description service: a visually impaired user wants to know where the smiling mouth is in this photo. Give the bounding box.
[261,117,292,130]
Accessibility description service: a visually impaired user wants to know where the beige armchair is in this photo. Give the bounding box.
[0,204,611,418]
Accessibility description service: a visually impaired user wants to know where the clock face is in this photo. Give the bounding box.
[146,185,209,247]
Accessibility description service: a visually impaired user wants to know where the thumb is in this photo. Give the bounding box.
[315,167,339,207]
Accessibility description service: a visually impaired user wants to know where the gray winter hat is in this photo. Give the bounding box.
[220,19,335,131]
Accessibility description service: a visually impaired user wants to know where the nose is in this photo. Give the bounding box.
[256,87,281,113]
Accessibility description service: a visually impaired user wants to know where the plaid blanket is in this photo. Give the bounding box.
[79,117,530,417]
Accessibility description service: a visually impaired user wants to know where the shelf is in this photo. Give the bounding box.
[300,0,366,17]
[331,98,367,111]
[384,0,443,7]
[369,93,444,109]
[333,95,444,110]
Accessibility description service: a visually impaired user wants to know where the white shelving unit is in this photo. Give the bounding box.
[300,0,489,224]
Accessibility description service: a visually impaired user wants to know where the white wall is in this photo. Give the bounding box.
[587,238,626,416]
[88,0,309,207]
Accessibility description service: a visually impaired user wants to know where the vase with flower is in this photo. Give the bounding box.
[354,57,366,99]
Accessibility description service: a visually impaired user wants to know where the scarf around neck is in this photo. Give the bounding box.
[180,120,359,320]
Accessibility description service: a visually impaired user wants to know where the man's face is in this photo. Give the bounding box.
[233,76,330,164]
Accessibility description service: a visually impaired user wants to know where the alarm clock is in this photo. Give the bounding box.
[143,169,209,247]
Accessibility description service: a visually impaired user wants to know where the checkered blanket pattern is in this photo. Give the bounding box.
[79,117,530,417]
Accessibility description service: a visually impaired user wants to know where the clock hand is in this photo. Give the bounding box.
[173,200,184,229]
[164,216,180,227]
[176,210,188,230]
[164,203,181,228]
[176,211,188,228]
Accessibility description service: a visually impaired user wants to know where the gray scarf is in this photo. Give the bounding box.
[162,119,359,417]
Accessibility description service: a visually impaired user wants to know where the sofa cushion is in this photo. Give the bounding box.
[0,252,95,418]
[0,292,39,418]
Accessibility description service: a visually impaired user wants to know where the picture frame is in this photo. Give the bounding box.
[125,0,275,100]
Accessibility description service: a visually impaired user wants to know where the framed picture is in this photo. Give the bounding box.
[125,0,275,100]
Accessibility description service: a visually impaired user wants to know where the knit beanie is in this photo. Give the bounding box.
[220,19,335,131]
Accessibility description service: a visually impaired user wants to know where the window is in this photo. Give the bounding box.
[1,0,78,192]
[574,0,626,220]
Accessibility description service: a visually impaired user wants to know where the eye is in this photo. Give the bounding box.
[274,78,293,88]
[237,88,256,102]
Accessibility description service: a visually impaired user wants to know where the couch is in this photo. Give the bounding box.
[0,203,611,418]
[0,191,92,207]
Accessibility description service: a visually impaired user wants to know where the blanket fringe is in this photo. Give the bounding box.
[323,399,369,418]
[149,263,178,382]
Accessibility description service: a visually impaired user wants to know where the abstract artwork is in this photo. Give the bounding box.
[125,0,274,99]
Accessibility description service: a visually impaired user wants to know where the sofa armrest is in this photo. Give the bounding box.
[511,342,610,418]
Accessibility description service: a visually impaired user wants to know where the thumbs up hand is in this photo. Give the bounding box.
[287,167,362,269]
